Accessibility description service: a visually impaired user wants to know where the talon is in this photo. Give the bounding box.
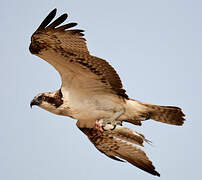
[110,124,116,130]
[96,109,125,132]
[102,124,117,131]
[102,125,107,131]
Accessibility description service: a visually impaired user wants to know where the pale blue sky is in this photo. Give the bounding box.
[1,0,202,179]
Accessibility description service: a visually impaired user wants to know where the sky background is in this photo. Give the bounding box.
[1,0,202,179]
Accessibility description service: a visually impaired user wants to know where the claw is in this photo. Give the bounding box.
[101,121,123,131]
[102,123,117,131]
[94,109,125,132]
[99,109,124,131]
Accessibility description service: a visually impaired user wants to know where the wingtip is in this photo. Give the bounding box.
[60,13,68,20]
[36,8,58,30]
[49,8,57,18]
[154,170,160,177]
[52,8,57,14]
[51,8,68,19]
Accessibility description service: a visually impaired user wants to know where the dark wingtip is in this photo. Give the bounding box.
[51,8,57,16]
[154,171,160,177]
[50,8,57,15]
[55,22,78,31]
[37,8,57,30]
[48,8,57,16]
[46,13,68,29]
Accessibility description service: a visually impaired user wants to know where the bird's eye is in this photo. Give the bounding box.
[42,96,46,101]
[38,96,42,101]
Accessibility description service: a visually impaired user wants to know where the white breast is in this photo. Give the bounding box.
[61,87,124,128]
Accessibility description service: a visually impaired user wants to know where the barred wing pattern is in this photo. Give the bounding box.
[79,125,160,177]
[29,9,128,98]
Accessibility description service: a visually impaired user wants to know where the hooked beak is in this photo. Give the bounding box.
[30,98,41,108]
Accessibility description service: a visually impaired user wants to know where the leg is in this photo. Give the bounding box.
[101,109,125,131]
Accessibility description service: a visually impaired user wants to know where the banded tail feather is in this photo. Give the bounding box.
[127,100,185,126]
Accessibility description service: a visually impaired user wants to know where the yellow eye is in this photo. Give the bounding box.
[42,96,46,101]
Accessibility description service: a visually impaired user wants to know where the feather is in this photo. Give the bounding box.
[37,8,57,30]
[55,23,78,31]
[78,127,160,176]
[46,13,68,29]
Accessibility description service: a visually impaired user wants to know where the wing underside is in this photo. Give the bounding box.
[30,9,128,99]
[78,125,160,177]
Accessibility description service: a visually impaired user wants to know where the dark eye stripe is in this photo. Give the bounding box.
[38,95,43,101]
[43,94,63,108]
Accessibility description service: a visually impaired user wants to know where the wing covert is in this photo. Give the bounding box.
[30,9,128,99]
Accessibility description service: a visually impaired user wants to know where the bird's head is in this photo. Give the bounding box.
[30,91,63,114]
[30,92,51,108]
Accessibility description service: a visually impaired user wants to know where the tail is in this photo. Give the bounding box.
[126,100,185,126]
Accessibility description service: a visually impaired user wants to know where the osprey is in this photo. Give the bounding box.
[29,9,185,177]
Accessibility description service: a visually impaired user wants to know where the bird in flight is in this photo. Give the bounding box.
[29,9,185,177]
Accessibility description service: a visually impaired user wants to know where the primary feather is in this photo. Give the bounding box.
[29,9,185,176]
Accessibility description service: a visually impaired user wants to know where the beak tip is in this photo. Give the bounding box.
[30,98,41,108]
[30,99,36,108]
[30,101,33,108]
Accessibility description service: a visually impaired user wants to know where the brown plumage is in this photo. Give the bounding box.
[29,8,128,98]
[79,125,160,176]
[29,9,185,177]
[146,104,185,125]
[125,100,185,126]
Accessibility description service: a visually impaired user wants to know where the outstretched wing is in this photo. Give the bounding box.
[29,9,128,99]
[78,126,160,177]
